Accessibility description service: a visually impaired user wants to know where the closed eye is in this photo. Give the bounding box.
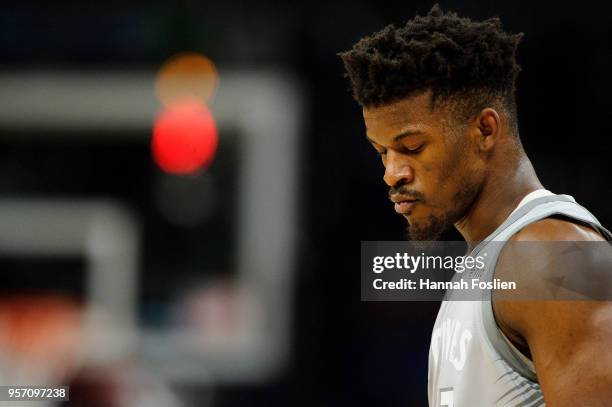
[400,144,425,154]
[370,143,424,157]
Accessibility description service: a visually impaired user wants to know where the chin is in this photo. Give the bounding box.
[406,213,450,241]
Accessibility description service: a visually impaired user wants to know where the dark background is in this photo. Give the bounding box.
[1,1,611,406]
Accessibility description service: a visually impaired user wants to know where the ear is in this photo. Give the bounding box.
[475,108,500,152]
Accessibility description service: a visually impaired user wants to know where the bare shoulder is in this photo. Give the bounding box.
[492,217,612,404]
[493,216,611,348]
[510,216,606,242]
[496,217,607,304]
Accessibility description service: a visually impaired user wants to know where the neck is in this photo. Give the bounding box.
[454,153,543,244]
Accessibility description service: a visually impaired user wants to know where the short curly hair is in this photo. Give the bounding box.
[339,5,523,126]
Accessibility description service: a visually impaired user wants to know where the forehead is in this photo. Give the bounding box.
[362,91,440,140]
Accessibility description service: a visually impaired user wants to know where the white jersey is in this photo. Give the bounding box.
[427,192,612,406]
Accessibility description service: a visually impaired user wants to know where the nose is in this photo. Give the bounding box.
[383,150,414,187]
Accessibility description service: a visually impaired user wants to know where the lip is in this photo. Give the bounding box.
[394,200,418,214]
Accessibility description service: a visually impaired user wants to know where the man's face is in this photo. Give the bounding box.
[363,91,484,240]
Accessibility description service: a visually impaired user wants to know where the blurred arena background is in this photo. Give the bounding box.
[0,1,610,406]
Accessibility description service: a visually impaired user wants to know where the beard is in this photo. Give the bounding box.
[406,177,480,241]
[407,213,453,241]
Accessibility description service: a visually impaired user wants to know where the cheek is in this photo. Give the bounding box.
[421,147,460,186]
[442,135,482,177]
[420,146,479,202]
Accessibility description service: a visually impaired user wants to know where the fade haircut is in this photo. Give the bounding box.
[339,5,523,131]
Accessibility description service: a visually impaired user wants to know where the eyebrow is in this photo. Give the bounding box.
[392,129,422,141]
[366,129,422,144]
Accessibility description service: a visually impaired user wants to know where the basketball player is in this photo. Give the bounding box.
[340,5,612,406]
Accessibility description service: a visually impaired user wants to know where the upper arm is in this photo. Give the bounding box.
[493,218,612,406]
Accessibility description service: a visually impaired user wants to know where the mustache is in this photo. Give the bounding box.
[388,186,425,201]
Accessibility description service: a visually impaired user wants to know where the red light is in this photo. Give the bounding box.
[152,101,218,174]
